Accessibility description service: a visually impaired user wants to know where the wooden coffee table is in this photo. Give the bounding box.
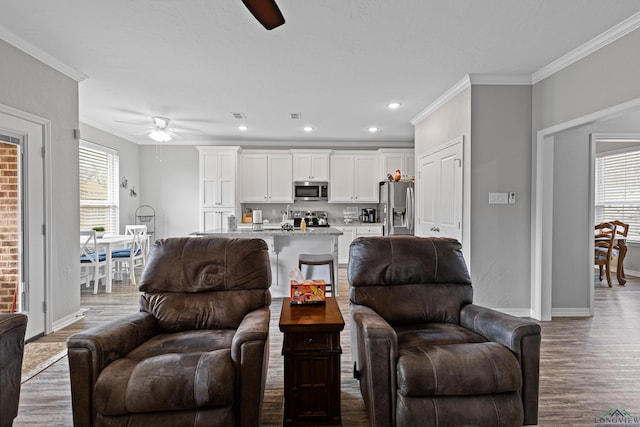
[279,297,345,426]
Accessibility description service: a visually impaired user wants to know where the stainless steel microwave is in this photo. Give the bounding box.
[293,181,328,201]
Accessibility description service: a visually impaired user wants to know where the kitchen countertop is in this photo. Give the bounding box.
[191,227,343,237]
[331,221,383,227]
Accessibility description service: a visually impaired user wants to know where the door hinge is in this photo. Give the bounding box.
[41,146,46,158]
[43,300,47,313]
[458,221,461,229]
[42,224,46,235]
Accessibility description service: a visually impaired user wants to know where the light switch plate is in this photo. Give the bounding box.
[489,192,509,204]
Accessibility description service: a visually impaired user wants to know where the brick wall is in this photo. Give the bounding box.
[0,142,19,313]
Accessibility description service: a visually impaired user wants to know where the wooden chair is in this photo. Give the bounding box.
[80,230,108,294]
[610,220,630,284]
[594,222,617,287]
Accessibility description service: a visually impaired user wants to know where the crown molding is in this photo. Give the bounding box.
[532,11,640,84]
[410,75,471,125]
[0,24,87,82]
[468,73,532,85]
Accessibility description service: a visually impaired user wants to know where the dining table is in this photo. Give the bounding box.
[595,234,628,285]
[82,234,131,293]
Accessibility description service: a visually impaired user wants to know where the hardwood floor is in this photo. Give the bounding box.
[14,270,640,426]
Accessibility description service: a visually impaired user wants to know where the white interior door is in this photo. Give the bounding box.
[416,138,463,241]
[0,108,47,339]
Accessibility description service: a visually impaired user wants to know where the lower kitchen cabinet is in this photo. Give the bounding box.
[336,224,383,264]
[201,208,235,232]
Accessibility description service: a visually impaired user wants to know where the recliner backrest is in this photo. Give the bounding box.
[348,236,472,325]
[138,237,272,332]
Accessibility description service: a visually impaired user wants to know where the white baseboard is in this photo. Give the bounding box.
[52,308,88,332]
[551,307,592,317]
[623,269,640,277]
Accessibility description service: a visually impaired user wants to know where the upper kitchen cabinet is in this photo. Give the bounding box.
[291,149,331,181]
[379,148,415,181]
[241,151,293,203]
[197,146,239,208]
[329,152,379,202]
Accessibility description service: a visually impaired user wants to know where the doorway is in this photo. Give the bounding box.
[532,98,640,321]
[0,106,49,339]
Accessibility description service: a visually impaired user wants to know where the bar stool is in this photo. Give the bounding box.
[298,253,335,296]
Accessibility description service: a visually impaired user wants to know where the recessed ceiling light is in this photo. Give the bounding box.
[304,126,313,132]
[387,102,401,110]
[368,127,379,133]
[238,125,248,131]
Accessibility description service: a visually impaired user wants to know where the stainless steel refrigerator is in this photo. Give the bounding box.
[378,181,415,235]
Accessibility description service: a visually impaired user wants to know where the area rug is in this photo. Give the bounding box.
[21,341,67,383]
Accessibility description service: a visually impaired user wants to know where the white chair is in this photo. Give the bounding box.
[80,230,107,294]
[112,225,147,284]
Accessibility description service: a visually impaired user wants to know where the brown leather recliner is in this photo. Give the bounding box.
[349,236,541,427]
[67,237,272,427]
[0,312,28,427]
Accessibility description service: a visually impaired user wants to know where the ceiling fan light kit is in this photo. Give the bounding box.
[149,129,172,142]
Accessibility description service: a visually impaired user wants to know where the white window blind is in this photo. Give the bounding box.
[79,141,119,234]
[595,148,640,242]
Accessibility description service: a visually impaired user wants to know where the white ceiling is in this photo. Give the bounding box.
[1,1,640,147]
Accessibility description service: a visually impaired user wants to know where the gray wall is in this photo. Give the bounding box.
[79,123,141,233]
[0,39,80,326]
[469,85,532,309]
[533,27,640,313]
[138,145,200,239]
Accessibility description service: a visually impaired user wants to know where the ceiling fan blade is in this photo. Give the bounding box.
[170,126,200,133]
[115,120,150,126]
[242,0,285,30]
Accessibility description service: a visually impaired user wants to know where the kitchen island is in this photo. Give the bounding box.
[192,227,343,298]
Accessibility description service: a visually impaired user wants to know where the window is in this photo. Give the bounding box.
[79,141,119,233]
[595,147,640,242]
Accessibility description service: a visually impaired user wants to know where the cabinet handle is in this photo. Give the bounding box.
[308,338,315,344]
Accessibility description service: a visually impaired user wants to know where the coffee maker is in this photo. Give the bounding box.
[360,208,376,223]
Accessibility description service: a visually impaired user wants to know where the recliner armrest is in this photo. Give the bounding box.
[351,304,398,427]
[460,304,541,425]
[231,307,270,427]
[66,311,158,427]
[67,311,158,367]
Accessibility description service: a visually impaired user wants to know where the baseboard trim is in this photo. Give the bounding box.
[551,308,592,317]
[51,308,87,332]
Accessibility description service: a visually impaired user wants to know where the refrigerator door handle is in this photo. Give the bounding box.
[407,186,414,233]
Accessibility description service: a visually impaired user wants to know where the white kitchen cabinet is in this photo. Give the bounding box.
[292,150,330,181]
[379,148,415,181]
[241,151,293,203]
[197,147,239,232]
[356,224,383,236]
[329,152,379,202]
[198,147,238,207]
[336,226,356,264]
[202,208,236,232]
[336,224,383,264]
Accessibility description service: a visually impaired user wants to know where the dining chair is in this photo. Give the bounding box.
[80,230,108,294]
[594,222,617,287]
[112,225,147,284]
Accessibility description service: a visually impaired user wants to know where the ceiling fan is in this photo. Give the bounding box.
[116,116,199,142]
[241,0,285,30]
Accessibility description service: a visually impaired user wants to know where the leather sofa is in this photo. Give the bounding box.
[348,236,541,426]
[0,312,28,427]
[67,237,272,427]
